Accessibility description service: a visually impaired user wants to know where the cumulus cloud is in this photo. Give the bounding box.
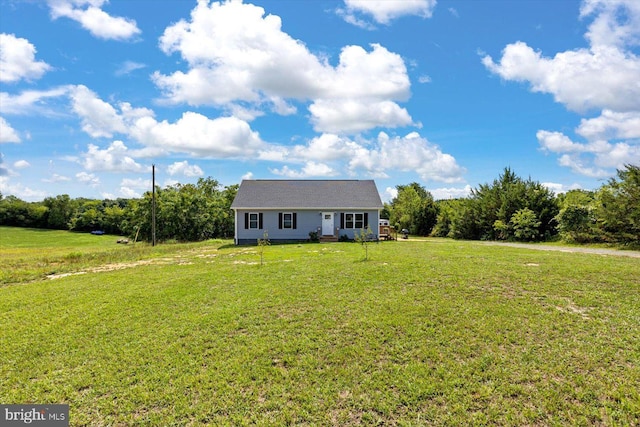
[130,113,264,158]
[576,109,640,140]
[484,0,640,178]
[47,0,141,41]
[482,42,640,113]
[309,99,412,133]
[339,0,437,26]
[154,1,412,134]
[43,173,71,183]
[83,140,147,172]
[0,87,72,116]
[258,130,465,183]
[580,0,640,48]
[70,85,127,138]
[13,160,30,169]
[76,171,100,187]
[0,33,52,83]
[428,185,472,200]
[0,116,20,143]
[167,160,204,177]
[0,176,48,200]
[270,161,338,178]
[119,177,151,198]
[539,130,640,177]
[348,132,465,183]
[541,182,583,195]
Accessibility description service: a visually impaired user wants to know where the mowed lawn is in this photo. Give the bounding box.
[1,227,639,425]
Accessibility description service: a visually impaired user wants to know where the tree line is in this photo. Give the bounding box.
[384,164,639,246]
[0,178,237,242]
[1,166,637,245]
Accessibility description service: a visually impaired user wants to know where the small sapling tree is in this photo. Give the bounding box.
[354,226,374,260]
[257,230,270,266]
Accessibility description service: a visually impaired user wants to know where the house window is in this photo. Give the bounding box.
[283,213,292,229]
[244,212,263,229]
[344,213,364,229]
[249,213,259,229]
[278,212,297,229]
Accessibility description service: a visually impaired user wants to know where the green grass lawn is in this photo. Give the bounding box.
[1,228,639,425]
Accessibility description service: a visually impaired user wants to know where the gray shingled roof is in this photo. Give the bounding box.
[231,180,383,209]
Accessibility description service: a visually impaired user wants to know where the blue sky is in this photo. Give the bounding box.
[1,0,639,202]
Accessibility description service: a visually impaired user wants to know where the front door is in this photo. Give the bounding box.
[322,212,334,236]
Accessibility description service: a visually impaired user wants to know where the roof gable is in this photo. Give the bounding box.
[231,180,383,209]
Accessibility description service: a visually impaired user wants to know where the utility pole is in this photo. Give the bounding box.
[152,164,156,247]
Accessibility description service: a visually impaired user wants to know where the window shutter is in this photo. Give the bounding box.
[244,212,249,229]
[259,213,263,229]
[340,213,344,229]
[293,213,297,229]
[364,213,369,228]
[278,212,283,229]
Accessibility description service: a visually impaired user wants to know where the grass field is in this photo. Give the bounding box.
[1,226,639,425]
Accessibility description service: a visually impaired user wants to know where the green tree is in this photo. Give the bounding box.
[463,168,558,241]
[596,164,640,244]
[43,194,76,229]
[388,183,438,235]
[511,208,541,241]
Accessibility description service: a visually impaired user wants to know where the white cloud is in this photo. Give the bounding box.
[70,85,127,138]
[241,172,254,180]
[290,133,359,162]
[576,109,640,140]
[537,130,586,153]
[541,182,583,195]
[115,60,146,76]
[309,98,412,133]
[121,177,151,189]
[0,87,72,116]
[47,0,141,41]
[0,33,52,83]
[167,160,204,177]
[558,154,611,178]
[43,173,71,183]
[119,177,151,198]
[76,171,100,187]
[418,75,432,84]
[258,130,464,183]
[13,160,30,169]
[482,42,640,113]
[0,176,47,201]
[83,141,146,172]
[485,0,640,179]
[428,185,472,200]
[154,1,412,134]
[384,186,398,201]
[270,161,338,178]
[130,113,264,158]
[339,0,437,25]
[0,116,20,143]
[538,127,640,173]
[580,0,640,49]
[348,132,466,183]
[119,186,140,198]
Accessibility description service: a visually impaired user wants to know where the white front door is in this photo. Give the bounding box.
[322,212,334,235]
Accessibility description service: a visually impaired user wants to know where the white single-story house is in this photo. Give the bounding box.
[230,180,384,245]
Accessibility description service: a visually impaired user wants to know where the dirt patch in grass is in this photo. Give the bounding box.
[47,258,181,279]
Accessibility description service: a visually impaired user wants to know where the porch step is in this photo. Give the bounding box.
[319,235,339,243]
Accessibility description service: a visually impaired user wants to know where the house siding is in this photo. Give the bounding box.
[235,209,380,244]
